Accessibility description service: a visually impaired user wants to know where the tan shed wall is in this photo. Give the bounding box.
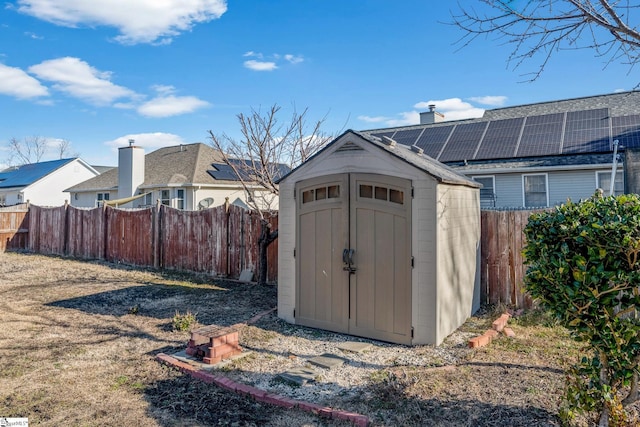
[410,178,439,345]
[435,184,481,345]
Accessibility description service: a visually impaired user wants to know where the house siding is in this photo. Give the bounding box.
[468,166,621,208]
[23,160,99,207]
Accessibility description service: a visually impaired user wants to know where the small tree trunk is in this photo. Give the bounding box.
[257,220,278,285]
[598,352,610,427]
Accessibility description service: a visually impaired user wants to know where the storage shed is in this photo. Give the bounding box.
[278,130,482,345]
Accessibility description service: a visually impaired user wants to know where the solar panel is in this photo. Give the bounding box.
[438,122,488,162]
[612,114,640,149]
[562,108,610,154]
[368,131,396,140]
[516,113,564,157]
[413,125,454,159]
[390,128,422,147]
[474,117,524,160]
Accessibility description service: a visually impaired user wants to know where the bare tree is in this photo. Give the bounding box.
[7,136,48,165]
[451,1,640,81]
[56,139,78,159]
[209,104,333,285]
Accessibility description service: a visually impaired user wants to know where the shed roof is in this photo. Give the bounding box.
[280,130,480,188]
[0,158,81,189]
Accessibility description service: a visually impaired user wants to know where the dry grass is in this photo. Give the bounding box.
[0,251,610,426]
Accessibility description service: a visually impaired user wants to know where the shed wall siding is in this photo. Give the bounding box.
[277,179,296,322]
[435,184,481,345]
[411,178,438,345]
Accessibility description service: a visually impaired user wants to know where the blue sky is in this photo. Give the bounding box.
[0,1,637,168]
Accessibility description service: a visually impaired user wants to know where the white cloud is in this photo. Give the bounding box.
[242,52,304,71]
[414,98,484,121]
[243,59,278,71]
[284,54,303,64]
[28,57,137,105]
[468,95,507,107]
[16,0,228,45]
[137,94,210,118]
[358,112,419,127]
[105,132,187,151]
[0,63,49,99]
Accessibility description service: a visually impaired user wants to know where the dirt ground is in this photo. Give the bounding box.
[0,251,609,426]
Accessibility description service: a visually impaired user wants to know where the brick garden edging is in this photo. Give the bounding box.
[156,353,370,426]
[468,312,515,348]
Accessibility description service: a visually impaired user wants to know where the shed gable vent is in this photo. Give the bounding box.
[336,141,364,153]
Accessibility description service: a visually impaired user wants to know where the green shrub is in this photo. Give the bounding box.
[172,310,197,332]
[523,192,640,427]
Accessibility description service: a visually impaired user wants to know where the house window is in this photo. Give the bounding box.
[176,189,185,210]
[523,174,548,207]
[597,171,624,196]
[160,190,170,206]
[144,192,153,206]
[473,176,496,208]
[96,192,109,206]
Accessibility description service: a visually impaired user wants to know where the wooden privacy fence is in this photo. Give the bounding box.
[7,202,278,282]
[480,209,547,309]
[2,204,537,308]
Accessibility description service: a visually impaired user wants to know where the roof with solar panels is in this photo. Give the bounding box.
[362,91,640,169]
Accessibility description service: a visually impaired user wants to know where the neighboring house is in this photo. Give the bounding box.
[66,142,283,210]
[0,158,101,207]
[363,91,640,209]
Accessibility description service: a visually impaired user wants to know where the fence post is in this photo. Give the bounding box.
[153,200,161,269]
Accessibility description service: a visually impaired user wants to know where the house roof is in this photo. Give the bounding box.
[280,130,480,188]
[66,142,282,192]
[0,158,80,189]
[363,91,640,164]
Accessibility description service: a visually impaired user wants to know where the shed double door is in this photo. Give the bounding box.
[295,173,412,344]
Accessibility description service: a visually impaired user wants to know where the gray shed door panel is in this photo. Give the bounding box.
[295,173,412,344]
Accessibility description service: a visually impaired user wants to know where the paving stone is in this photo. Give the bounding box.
[277,367,318,386]
[308,353,346,369]
[239,268,254,282]
[337,341,373,353]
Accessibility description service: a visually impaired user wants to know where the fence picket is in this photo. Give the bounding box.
[1,205,539,306]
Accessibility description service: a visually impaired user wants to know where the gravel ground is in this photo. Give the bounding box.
[0,251,614,426]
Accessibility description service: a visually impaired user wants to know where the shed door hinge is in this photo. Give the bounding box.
[411,327,414,338]
[411,256,414,268]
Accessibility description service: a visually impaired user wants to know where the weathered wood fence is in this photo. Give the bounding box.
[2,203,278,282]
[1,204,539,308]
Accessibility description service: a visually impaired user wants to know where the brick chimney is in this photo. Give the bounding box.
[419,104,445,125]
[118,139,145,201]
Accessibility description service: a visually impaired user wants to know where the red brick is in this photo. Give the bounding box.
[211,336,227,347]
[468,335,490,348]
[297,401,324,413]
[503,327,516,338]
[192,370,215,384]
[202,356,222,365]
[318,407,333,418]
[484,329,499,342]
[353,415,370,426]
[492,313,511,332]
[226,331,239,344]
[208,343,242,358]
[214,376,237,391]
